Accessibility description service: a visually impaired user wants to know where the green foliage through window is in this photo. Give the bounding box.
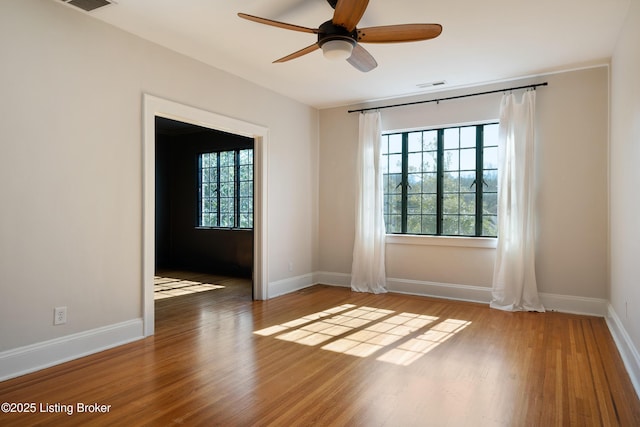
[382,123,498,237]
[199,149,253,229]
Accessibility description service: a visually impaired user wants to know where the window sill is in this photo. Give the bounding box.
[385,234,497,249]
[195,227,253,232]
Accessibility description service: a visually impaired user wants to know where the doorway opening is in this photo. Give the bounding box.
[143,95,268,336]
[155,117,254,301]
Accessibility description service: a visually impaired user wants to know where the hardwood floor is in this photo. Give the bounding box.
[1,275,639,426]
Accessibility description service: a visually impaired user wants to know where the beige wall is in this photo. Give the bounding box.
[610,0,640,368]
[0,0,318,351]
[319,67,609,300]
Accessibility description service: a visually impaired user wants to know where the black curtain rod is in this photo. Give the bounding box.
[347,82,548,114]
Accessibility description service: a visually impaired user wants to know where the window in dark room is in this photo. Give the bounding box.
[198,148,253,229]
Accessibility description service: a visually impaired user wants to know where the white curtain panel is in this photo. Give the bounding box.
[491,91,545,312]
[351,111,387,294]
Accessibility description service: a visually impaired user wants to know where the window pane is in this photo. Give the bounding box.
[443,150,459,171]
[482,215,498,237]
[239,197,252,212]
[408,132,422,152]
[407,173,421,194]
[483,170,498,192]
[443,172,459,192]
[407,194,421,214]
[422,173,437,193]
[423,151,437,172]
[387,173,402,194]
[204,213,216,227]
[443,215,459,235]
[222,151,235,166]
[212,165,220,183]
[484,146,498,169]
[381,135,389,155]
[202,198,211,212]
[407,215,422,234]
[220,180,234,197]
[423,131,437,151]
[460,126,476,148]
[460,148,476,170]
[240,213,252,229]
[389,195,402,215]
[460,171,475,190]
[484,124,499,146]
[388,134,402,153]
[239,149,252,165]
[386,215,401,233]
[220,197,233,214]
[388,154,402,174]
[483,193,498,215]
[444,128,459,149]
[240,165,252,181]
[461,193,475,214]
[240,181,253,197]
[443,194,459,214]
[421,215,436,234]
[221,166,234,184]
[460,215,475,235]
[408,152,422,172]
[421,194,437,214]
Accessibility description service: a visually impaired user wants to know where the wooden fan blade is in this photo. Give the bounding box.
[238,13,318,34]
[347,44,377,72]
[333,0,369,32]
[357,24,443,43]
[274,43,320,63]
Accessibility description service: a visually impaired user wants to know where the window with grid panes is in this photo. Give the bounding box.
[199,148,253,229]
[382,123,498,237]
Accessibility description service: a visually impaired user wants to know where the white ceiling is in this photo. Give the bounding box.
[75,0,629,108]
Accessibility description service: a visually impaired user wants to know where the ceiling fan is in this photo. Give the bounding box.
[238,0,442,72]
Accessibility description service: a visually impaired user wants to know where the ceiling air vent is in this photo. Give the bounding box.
[61,0,113,12]
[416,81,446,89]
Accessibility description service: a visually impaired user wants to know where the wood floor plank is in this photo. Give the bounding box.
[1,274,639,426]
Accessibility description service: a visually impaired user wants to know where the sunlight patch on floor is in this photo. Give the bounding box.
[376,318,471,365]
[254,304,471,366]
[254,304,357,338]
[154,275,226,300]
[322,312,437,358]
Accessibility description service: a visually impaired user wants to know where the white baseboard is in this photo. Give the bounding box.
[313,271,608,316]
[539,292,608,316]
[605,304,640,399]
[0,319,144,382]
[386,277,493,303]
[315,271,351,288]
[268,273,316,298]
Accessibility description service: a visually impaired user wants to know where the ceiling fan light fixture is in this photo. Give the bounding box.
[321,39,354,61]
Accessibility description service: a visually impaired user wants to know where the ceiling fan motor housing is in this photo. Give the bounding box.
[317,20,357,48]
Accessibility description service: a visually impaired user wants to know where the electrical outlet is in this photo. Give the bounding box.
[288,261,294,272]
[54,306,67,325]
